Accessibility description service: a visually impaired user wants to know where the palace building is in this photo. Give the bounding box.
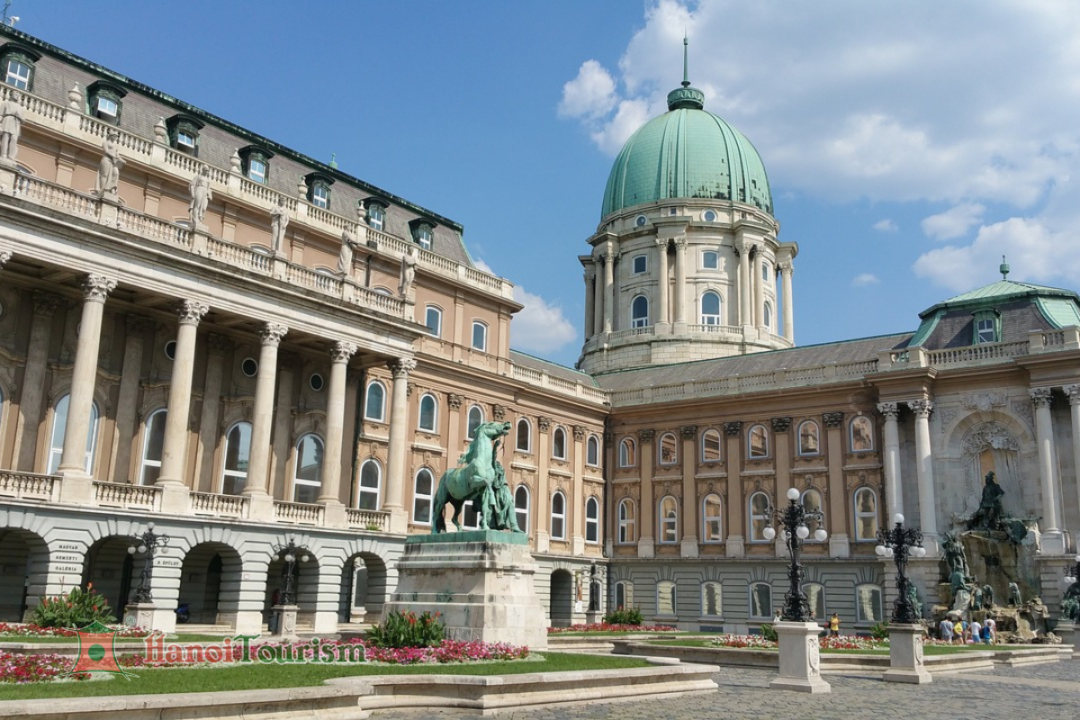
[0,26,1077,636]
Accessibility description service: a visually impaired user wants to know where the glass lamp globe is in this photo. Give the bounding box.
[916,547,927,558]
[886,547,894,557]
[138,544,148,554]
[814,528,828,542]
[893,514,904,525]
[1075,555,1080,564]
[128,546,136,555]
[787,488,801,501]
[763,527,776,541]
[796,525,810,540]
[875,545,886,556]
[1067,576,1076,586]
[301,554,310,562]
[284,553,295,563]
[146,522,155,531]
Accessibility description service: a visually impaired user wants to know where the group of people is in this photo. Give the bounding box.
[938,615,996,644]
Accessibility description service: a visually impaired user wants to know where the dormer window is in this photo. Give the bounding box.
[409,218,436,251]
[973,310,1000,344]
[238,146,274,184]
[0,45,39,91]
[86,81,127,125]
[304,172,335,209]
[365,198,388,231]
[166,114,205,156]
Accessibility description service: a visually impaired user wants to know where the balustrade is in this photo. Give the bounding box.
[0,471,59,501]
[93,481,161,510]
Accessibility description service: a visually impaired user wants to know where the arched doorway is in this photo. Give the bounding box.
[81,536,136,621]
[550,569,574,627]
[338,552,388,624]
[0,529,50,622]
[178,542,243,627]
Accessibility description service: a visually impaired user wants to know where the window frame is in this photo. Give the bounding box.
[805,582,826,621]
[615,580,634,610]
[586,435,600,466]
[424,305,443,338]
[632,254,647,275]
[365,199,387,231]
[357,457,381,510]
[86,81,126,125]
[617,498,636,544]
[701,581,723,617]
[748,491,771,543]
[658,495,679,544]
[364,380,387,423]
[763,301,773,329]
[292,433,325,504]
[515,417,532,453]
[221,420,253,495]
[702,493,723,543]
[466,405,484,440]
[656,580,677,617]
[849,415,874,453]
[747,423,769,459]
[856,584,884,623]
[801,488,825,541]
[797,420,820,456]
[550,490,566,540]
[47,394,99,475]
[630,295,649,328]
[412,468,435,525]
[702,250,719,270]
[409,218,437,250]
[138,408,168,485]
[619,437,637,468]
[471,320,488,352]
[304,172,335,209]
[514,484,530,534]
[749,582,773,620]
[585,496,600,544]
[701,428,722,463]
[0,45,39,91]
[701,290,722,325]
[418,393,439,433]
[166,114,205,156]
[552,426,567,460]
[658,432,678,466]
[853,487,879,542]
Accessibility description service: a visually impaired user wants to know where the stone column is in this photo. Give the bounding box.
[822,411,849,557]
[1031,387,1065,554]
[58,276,116,488]
[319,341,357,526]
[673,237,687,329]
[655,239,669,330]
[384,357,416,533]
[754,250,765,329]
[571,424,587,555]
[780,261,794,342]
[602,246,616,334]
[583,268,596,339]
[193,334,231,492]
[679,425,698,558]
[269,353,299,500]
[592,255,604,337]
[13,291,61,471]
[535,416,552,553]
[878,402,904,518]
[739,241,752,329]
[110,316,154,483]
[772,416,793,537]
[157,301,209,502]
[908,399,939,554]
[1065,384,1080,551]
[725,422,745,557]
[637,429,655,558]
[241,322,287,519]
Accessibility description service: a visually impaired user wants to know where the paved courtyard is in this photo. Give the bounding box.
[373,661,1080,720]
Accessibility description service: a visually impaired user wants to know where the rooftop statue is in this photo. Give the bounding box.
[967,471,1005,531]
[398,247,417,297]
[432,420,520,533]
[270,197,289,255]
[0,89,23,165]
[188,166,212,229]
[95,129,124,200]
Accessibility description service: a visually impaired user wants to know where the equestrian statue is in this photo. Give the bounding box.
[432,420,522,534]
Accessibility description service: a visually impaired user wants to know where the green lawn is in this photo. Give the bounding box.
[0,634,226,645]
[0,653,652,701]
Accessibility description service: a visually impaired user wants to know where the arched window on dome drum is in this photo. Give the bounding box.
[516,418,531,453]
[631,295,649,328]
[763,302,773,329]
[701,291,722,326]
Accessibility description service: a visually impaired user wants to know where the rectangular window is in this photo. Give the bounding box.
[5,60,29,90]
[248,159,267,184]
[312,184,330,209]
[472,322,487,351]
[632,255,647,274]
[417,228,432,250]
[368,206,384,230]
[425,307,442,337]
[177,131,196,149]
[976,319,995,343]
[96,96,118,119]
[702,251,718,270]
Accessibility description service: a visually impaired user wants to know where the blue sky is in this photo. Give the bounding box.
[22,1,1080,368]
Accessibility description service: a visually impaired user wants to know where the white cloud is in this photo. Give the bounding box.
[921,203,985,240]
[558,60,618,120]
[852,273,880,287]
[873,219,897,232]
[473,258,495,275]
[510,285,577,354]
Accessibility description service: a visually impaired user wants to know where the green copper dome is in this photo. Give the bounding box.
[600,80,773,220]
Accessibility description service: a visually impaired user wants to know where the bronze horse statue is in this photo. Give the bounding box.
[432,420,513,533]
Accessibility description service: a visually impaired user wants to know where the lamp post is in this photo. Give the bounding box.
[275,539,311,606]
[762,487,827,622]
[762,487,831,694]
[876,513,926,623]
[127,522,169,604]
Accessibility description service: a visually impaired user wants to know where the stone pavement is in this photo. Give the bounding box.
[371,661,1080,720]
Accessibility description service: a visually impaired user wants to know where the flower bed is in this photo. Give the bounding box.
[710,634,890,650]
[364,640,528,664]
[0,622,147,639]
[547,623,677,635]
[0,651,87,684]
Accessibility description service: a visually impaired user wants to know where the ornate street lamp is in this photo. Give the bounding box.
[127,522,169,604]
[876,513,927,623]
[761,487,827,622]
[274,539,311,606]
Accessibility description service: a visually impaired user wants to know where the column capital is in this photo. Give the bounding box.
[125,314,156,335]
[573,424,587,441]
[1029,386,1053,408]
[770,417,792,433]
[388,357,417,378]
[680,424,699,440]
[493,404,507,421]
[908,398,933,417]
[876,401,900,419]
[0,249,10,268]
[1064,384,1080,404]
[724,421,743,437]
[636,428,655,442]
[176,300,209,326]
[539,416,553,433]
[32,290,63,317]
[822,411,844,428]
[654,237,670,249]
[80,275,117,302]
[258,322,288,346]
[330,341,358,364]
[206,333,233,355]
[447,393,463,410]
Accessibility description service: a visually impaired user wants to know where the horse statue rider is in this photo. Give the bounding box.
[432,420,522,533]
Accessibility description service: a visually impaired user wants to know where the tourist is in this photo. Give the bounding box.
[953,619,964,644]
[981,622,992,644]
[970,619,982,645]
[829,612,840,637]
[773,608,782,622]
[939,617,953,642]
[986,617,997,643]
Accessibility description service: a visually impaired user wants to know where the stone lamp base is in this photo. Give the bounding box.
[769,621,831,693]
[883,623,932,684]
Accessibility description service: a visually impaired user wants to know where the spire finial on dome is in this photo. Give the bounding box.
[1000,255,1010,280]
[682,32,690,88]
[667,34,704,111]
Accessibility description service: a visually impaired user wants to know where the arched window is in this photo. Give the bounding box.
[467,405,484,440]
[619,437,636,467]
[702,581,722,617]
[418,393,438,433]
[552,427,567,460]
[364,381,386,422]
[762,261,771,281]
[585,496,600,543]
[763,301,773,329]
[615,580,634,610]
[413,468,434,525]
[471,321,488,351]
[514,485,530,533]
[805,583,826,621]
[658,432,677,465]
[516,418,531,452]
[749,491,771,542]
[630,295,649,328]
[357,458,381,510]
[701,291,722,325]
[856,584,883,623]
[850,416,874,452]
[657,580,676,616]
[702,493,723,543]
[618,498,636,544]
[550,491,566,539]
[798,420,820,456]
[586,435,600,466]
[292,433,324,503]
[749,582,772,619]
[138,408,168,485]
[424,305,442,337]
[854,487,879,541]
[801,488,825,540]
[659,495,678,544]
[47,394,100,475]
[701,429,722,463]
[221,421,253,495]
[747,424,769,458]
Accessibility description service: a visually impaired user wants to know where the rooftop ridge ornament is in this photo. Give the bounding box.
[667,34,705,111]
[1000,255,1010,280]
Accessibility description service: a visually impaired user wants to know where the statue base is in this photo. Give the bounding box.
[883,624,932,684]
[124,602,175,634]
[768,621,831,693]
[384,531,547,650]
[272,604,299,640]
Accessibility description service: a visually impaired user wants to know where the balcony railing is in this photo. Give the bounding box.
[190,492,249,518]
[93,481,161,511]
[0,471,59,502]
[274,500,325,525]
[347,509,391,531]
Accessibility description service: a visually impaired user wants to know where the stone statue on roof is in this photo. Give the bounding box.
[0,89,23,165]
[188,166,212,229]
[398,246,417,297]
[270,197,289,255]
[338,226,359,276]
[95,129,125,200]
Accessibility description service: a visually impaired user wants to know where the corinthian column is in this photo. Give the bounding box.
[1030,387,1065,554]
[1066,384,1080,551]
[385,357,416,533]
[592,255,604,337]
[673,237,687,328]
[655,239,669,329]
[14,291,61,471]
[908,398,938,553]
[602,247,616,334]
[242,322,287,503]
[319,341,358,511]
[0,249,10,269]
[739,241,752,328]
[157,300,209,487]
[583,268,596,339]
[780,260,794,342]
[877,402,903,518]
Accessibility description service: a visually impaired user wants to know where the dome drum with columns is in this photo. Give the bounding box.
[578,40,796,376]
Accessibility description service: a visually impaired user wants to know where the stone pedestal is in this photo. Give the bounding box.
[883,624,932,684]
[124,602,174,634]
[384,530,548,650]
[769,621,831,693]
[273,604,299,640]
[1041,530,1068,556]
[1053,621,1077,657]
